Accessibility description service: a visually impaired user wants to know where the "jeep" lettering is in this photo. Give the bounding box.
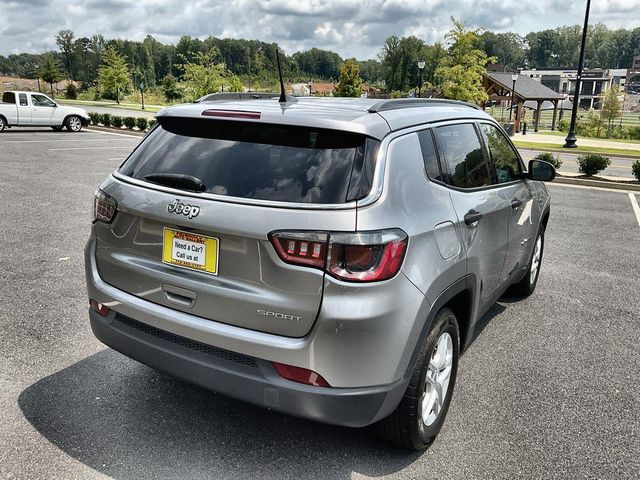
[167,199,200,219]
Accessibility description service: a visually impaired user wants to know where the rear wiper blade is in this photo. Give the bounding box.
[144,173,206,192]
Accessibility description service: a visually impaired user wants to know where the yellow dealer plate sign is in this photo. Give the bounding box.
[162,227,219,275]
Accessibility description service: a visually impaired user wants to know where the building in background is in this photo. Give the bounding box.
[626,55,640,94]
[520,68,627,110]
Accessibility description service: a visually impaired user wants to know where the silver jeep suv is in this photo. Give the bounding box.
[85,97,554,450]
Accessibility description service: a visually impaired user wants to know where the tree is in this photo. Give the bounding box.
[38,54,63,97]
[98,47,131,104]
[179,50,226,100]
[600,86,622,130]
[335,58,362,97]
[161,74,182,102]
[435,19,493,105]
[477,31,525,68]
[227,74,244,92]
[56,30,76,79]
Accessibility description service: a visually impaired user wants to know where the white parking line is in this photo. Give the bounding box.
[48,146,134,151]
[85,128,143,139]
[548,182,639,195]
[2,139,129,143]
[629,193,640,228]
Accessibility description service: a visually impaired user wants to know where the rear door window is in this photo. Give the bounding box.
[119,118,376,204]
[434,123,492,189]
[18,94,28,106]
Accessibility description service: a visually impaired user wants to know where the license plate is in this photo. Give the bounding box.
[162,227,219,275]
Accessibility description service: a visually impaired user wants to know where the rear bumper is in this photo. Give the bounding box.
[90,308,408,427]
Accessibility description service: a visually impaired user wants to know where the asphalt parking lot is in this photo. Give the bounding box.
[1,128,639,479]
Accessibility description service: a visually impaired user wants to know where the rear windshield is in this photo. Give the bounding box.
[2,92,15,104]
[119,117,378,204]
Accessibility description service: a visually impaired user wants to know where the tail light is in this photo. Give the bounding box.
[93,190,117,224]
[269,229,407,282]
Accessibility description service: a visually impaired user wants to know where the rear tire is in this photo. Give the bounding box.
[377,308,459,450]
[51,125,64,131]
[65,115,83,132]
[511,227,545,297]
[0,115,6,132]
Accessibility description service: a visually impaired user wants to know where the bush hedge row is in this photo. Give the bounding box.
[88,112,155,132]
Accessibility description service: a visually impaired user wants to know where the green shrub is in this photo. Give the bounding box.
[136,117,148,131]
[148,119,157,129]
[628,126,640,141]
[112,116,123,128]
[576,154,610,176]
[123,117,136,129]
[88,112,101,125]
[632,160,640,181]
[534,152,563,169]
[65,83,78,100]
[101,113,112,127]
[558,118,569,132]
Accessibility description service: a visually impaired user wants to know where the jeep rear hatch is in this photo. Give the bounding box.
[94,117,378,337]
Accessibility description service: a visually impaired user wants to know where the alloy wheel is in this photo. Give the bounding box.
[421,331,453,427]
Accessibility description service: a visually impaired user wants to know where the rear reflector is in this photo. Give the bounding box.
[201,109,261,119]
[269,229,407,282]
[272,362,331,387]
[90,299,110,317]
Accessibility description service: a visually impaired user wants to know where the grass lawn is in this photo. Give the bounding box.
[513,141,640,158]
[534,130,640,144]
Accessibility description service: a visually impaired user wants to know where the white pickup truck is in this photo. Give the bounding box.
[0,91,90,132]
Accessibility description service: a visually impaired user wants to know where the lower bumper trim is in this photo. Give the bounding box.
[90,309,408,428]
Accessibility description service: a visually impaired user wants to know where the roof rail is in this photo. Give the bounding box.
[367,98,480,113]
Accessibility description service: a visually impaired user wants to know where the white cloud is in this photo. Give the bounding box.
[0,0,638,59]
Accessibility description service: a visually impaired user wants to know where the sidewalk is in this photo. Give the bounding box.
[513,132,640,151]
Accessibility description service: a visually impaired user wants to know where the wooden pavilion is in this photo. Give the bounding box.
[483,72,566,133]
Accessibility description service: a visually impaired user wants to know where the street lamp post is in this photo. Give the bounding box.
[509,73,518,122]
[140,83,145,110]
[564,0,591,148]
[417,61,425,98]
[35,64,41,93]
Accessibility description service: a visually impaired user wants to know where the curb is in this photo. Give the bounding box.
[515,145,640,160]
[553,176,640,192]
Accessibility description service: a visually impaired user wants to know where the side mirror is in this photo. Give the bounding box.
[528,159,556,182]
[53,103,58,107]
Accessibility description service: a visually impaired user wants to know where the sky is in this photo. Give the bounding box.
[1,0,639,59]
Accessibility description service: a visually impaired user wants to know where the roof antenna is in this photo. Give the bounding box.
[276,47,297,105]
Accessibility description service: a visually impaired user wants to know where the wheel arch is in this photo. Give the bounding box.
[541,207,551,230]
[403,275,477,380]
[62,114,79,126]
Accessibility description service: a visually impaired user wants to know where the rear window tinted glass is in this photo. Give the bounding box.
[435,124,491,189]
[2,92,15,104]
[418,130,442,181]
[119,118,370,204]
